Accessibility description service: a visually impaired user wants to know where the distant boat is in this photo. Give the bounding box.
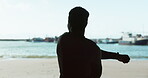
[100,38,119,44]
[26,37,58,43]
[44,37,54,42]
[32,37,44,42]
[119,32,148,45]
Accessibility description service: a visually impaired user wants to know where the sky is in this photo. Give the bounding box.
[0,0,148,39]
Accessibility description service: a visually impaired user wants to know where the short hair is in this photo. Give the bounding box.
[68,7,89,31]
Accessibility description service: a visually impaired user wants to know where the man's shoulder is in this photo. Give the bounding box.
[58,32,96,45]
[59,32,70,40]
[58,32,71,43]
[85,38,96,44]
[83,38,97,47]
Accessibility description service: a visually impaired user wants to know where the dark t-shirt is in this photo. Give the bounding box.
[57,32,102,78]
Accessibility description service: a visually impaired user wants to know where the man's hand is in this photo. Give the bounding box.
[117,54,130,63]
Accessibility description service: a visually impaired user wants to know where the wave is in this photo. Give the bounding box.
[130,56,148,59]
[0,55,148,60]
[0,55,57,59]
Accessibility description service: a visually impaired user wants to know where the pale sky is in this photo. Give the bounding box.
[0,0,148,39]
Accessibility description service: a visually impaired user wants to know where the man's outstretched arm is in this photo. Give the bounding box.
[101,50,130,63]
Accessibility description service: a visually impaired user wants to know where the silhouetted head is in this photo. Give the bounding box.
[68,7,89,34]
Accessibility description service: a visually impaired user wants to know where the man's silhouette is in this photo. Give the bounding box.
[57,7,130,78]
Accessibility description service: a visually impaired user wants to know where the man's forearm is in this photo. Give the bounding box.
[101,50,119,59]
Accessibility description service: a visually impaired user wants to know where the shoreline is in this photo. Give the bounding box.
[0,39,27,41]
[0,57,148,61]
[0,58,148,78]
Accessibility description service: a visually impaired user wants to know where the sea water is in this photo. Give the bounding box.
[0,41,147,60]
[98,44,148,60]
[0,41,57,58]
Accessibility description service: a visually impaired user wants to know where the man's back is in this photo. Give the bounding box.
[57,6,130,78]
[57,32,102,78]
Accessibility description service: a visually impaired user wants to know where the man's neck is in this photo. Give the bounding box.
[69,31,85,37]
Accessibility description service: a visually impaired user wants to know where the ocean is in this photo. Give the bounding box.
[0,41,147,60]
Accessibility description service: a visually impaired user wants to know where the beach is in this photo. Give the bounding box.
[0,58,147,78]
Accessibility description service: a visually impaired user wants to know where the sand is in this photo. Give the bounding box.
[0,58,148,78]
